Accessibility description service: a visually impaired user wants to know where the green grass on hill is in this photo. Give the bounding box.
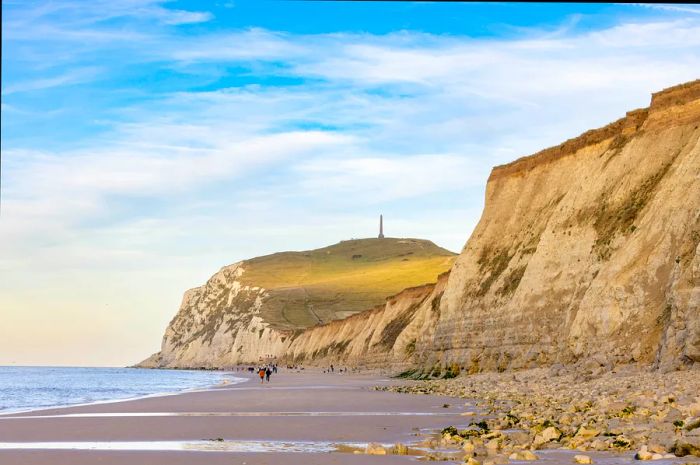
[239,238,456,330]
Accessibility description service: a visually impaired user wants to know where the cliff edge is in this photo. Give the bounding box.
[140,80,700,373]
[138,238,455,367]
[431,79,700,373]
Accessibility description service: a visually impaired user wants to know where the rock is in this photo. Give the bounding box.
[647,431,676,451]
[402,368,700,465]
[672,431,700,457]
[689,403,700,417]
[560,413,574,425]
[664,408,683,424]
[485,438,501,454]
[465,458,481,465]
[589,439,608,451]
[392,443,409,455]
[574,455,593,464]
[486,455,510,465]
[533,426,561,449]
[612,436,632,449]
[647,444,666,454]
[508,431,532,446]
[575,427,601,441]
[365,443,387,455]
[463,441,476,455]
[509,450,538,461]
[550,363,566,376]
[635,445,653,460]
[685,418,700,431]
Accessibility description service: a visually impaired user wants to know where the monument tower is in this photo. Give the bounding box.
[378,214,385,239]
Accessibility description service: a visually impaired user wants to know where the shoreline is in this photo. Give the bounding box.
[1,368,698,464]
[0,367,242,417]
[0,370,465,465]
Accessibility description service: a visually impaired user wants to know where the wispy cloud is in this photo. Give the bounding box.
[2,67,101,95]
[3,2,700,365]
[4,15,700,257]
[636,4,700,15]
[4,0,213,29]
[296,154,483,203]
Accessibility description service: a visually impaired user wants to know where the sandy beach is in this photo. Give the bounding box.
[0,370,465,464]
[3,368,699,465]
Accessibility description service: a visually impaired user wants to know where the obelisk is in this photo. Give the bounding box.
[378,214,385,239]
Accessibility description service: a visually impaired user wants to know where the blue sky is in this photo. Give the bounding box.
[2,1,700,365]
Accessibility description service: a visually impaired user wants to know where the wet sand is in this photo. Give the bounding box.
[0,371,466,464]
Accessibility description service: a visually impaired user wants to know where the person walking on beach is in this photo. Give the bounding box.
[258,367,265,384]
[265,366,272,382]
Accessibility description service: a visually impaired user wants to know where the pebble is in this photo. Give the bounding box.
[365,443,386,455]
[378,367,700,460]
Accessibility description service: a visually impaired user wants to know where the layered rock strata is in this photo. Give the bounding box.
[141,80,700,372]
[430,80,700,372]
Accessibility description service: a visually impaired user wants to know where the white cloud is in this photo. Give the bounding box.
[636,4,700,16]
[3,6,700,364]
[2,67,101,95]
[296,154,485,203]
[157,9,213,25]
[5,17,700,264]
[170,29,303,62]
[0,130,351,253]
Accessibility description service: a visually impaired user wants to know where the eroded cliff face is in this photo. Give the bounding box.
[139,264,290,368]
[140,80,699,372]
[139,239,454,368]
[429,80,700,372]
[285,81,700,373]
[285,272,450,368]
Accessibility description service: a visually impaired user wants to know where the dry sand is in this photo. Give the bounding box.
[0,370,465,464]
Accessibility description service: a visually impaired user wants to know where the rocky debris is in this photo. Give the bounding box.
[533,426,562,449]
[365,443,387,455]
[377,366,700,461]
[509,450,538,461]
[672,428,700,458]
[391,443,409,455]
[574,454,593,464]
[635,445,654,460]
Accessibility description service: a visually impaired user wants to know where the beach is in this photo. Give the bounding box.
[2,368,699,465]
[0,370,464,464]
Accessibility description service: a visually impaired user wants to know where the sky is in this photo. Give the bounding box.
[1,1,700,366]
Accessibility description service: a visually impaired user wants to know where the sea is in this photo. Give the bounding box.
[0,366,242,413]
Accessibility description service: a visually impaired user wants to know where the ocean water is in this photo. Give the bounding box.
[0,366,240,413]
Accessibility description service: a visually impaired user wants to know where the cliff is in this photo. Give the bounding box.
[430,79,700,372]
[285,272,450,368]
[138,238,455,368]
[140,80,700,373]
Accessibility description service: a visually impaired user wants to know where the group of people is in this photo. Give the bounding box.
[256,363,277,383]
[322,364,349,374]
[232,362,359,380]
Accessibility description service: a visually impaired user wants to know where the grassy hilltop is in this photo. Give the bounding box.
[240,238,456,330]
